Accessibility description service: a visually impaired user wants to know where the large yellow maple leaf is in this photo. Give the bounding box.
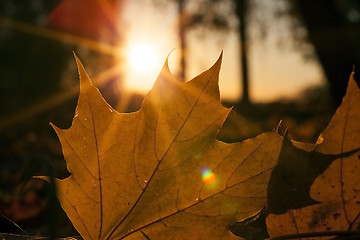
[52,53,283,240]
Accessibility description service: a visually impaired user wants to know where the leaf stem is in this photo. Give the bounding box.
[0,213,28,236]
[268,230,360,240]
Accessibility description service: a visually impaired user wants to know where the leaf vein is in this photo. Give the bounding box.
[61,190,94,240]
[86,91,103,239]
[108,61,218,239]
[61,134,98,180]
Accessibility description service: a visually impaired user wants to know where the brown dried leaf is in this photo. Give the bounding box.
[267,73,360,239]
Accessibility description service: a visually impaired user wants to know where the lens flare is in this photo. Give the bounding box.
[201,167,217,185]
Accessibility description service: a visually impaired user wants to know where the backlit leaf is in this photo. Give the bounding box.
[51,53,285,240]
[267,73,360,238]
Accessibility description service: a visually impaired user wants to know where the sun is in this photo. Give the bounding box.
[128,44,158,72]
[124,42,162,93]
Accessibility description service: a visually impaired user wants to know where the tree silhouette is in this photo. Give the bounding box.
[169,0,360,106]
[292,0,360,106]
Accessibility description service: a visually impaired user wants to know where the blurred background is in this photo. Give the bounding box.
[0,0,360,237]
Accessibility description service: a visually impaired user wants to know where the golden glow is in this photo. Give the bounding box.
[128,44,158,72]
[124,42,163,92]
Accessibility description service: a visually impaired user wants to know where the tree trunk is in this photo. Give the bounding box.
[297,0,360,106]
[177,0,186,81]
[235,0,250,105]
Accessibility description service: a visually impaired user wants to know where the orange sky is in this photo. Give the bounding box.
[121,0,325,102]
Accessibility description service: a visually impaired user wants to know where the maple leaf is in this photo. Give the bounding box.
[266,134,358,215]
[50,53,285,240]
[267,73,360,238]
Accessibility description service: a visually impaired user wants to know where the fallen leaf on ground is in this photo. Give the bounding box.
[50,53,285,240]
